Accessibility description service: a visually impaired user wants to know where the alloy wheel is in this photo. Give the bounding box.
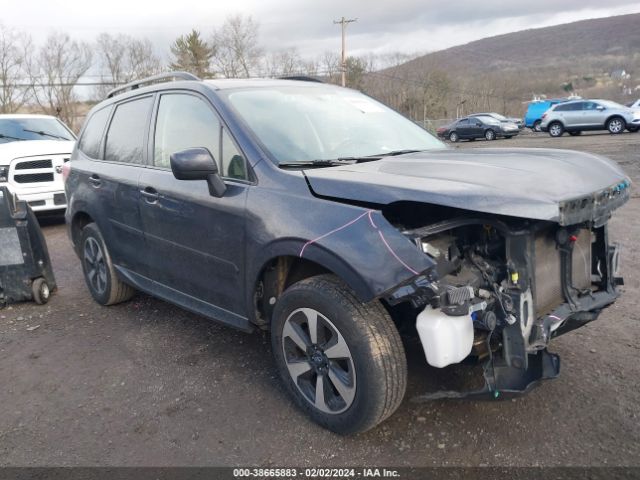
[281,308,356,414]
[609,119,623,133]
[84,237,108,295]
[550,124,562,136]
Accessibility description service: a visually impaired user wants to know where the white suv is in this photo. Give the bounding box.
[0,114,76,212]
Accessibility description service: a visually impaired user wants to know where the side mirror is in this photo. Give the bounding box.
[170,148,226,198]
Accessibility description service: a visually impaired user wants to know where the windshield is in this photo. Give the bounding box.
[476,115,501,124]
[223,86,445,164]
[599,100,626,109]
[0,117,75,144]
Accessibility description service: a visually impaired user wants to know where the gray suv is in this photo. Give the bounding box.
[541,99,640,136]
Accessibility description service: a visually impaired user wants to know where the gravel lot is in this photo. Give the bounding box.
[1,131,639,467]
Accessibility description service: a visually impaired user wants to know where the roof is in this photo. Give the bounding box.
[0,114,58,120]
[203,78,335,90]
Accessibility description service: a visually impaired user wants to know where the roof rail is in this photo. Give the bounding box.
[277,75,324,83]
[106,71,201,99]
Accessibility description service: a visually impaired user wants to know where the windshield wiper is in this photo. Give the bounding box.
[0,133,25,141]
[279,158,357,168]
[22,128,71,141]
[278,150,426,169]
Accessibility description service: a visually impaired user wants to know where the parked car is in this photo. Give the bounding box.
[0,114,76,212]
[469,112,524,129]
[540,99,640,136]
[437,115,520,142]
[66,73,628,434]
[524,98,571,131]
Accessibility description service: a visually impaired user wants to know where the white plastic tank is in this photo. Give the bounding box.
[416,306,474,368]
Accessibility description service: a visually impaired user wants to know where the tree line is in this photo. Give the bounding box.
[2,14,630,132]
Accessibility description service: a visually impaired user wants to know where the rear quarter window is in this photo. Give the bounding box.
[77,107,112,159]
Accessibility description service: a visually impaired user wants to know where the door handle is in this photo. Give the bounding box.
[88,175,101,187]
[140,187,159,203]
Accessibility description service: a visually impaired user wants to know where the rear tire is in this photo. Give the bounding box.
[449,131,459,143]
[533,120,542,132]
[271,274,407,434]
[548,122,564,137]
[607,116,625,134]
[80,223,135,306]
[484,129,496,141]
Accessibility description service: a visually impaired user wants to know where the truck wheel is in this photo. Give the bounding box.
[271,274,407,434]
[485,129,496,140]
[32,278,51,305]
[448,131,459,142]
[80,223,135,305]
[607,117,625,134]
[548,122,564,137]
[533,120,542,132]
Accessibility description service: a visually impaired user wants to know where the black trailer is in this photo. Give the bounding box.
[0,186,56,306]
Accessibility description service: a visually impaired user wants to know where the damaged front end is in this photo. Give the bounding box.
[384,196,627,400]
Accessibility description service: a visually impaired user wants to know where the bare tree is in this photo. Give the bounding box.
[95,33,162,98]
[32,32,92,128]
[319,51,340,83]
[169,29,214,77]
[262,48,303,77]
[212,14,262,78]
[0,25,33,113]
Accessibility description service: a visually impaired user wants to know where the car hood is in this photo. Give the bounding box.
[0,140,75,163]
[303,148,631,225]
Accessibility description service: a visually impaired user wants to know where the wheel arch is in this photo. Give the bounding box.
[70,210,94,255]
[248,240,379,328]
[605,114,626,126]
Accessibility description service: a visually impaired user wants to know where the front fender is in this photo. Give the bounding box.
[245,202,436,309]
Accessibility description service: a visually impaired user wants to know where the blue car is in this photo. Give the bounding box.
[525,99,570,131]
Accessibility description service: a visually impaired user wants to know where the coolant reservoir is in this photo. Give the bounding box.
[416,306,474,368]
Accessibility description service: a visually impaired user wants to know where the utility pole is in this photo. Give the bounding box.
[333,17,357,87]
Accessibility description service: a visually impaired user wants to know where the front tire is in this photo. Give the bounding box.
[485,129,496,141]
[533,120,542,132]
[80,223,135,305]
[449,131,459,143]
[548,122,564,137]
[607,117,625,134]
[271,274,407,434]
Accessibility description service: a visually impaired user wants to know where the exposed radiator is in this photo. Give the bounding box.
[534,228,591,315]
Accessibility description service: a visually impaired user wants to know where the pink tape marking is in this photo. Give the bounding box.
[300,208,421,277]
[548,315,564,322]
[367,210,377,228]
[377,230,420,276]
[299,210,370,258]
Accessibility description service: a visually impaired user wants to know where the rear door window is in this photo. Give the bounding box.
[104,96,153,164]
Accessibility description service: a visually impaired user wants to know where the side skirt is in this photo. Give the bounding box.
[114,265,254,333]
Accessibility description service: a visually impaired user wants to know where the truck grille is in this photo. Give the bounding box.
[15,159,53,170]
[14,173,54,183]
[534,228,592,314]
[9,156,66,186]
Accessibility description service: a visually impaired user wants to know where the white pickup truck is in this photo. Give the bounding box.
[0,114,76,213]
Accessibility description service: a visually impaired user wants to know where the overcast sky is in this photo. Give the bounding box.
[2,0,640,62]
